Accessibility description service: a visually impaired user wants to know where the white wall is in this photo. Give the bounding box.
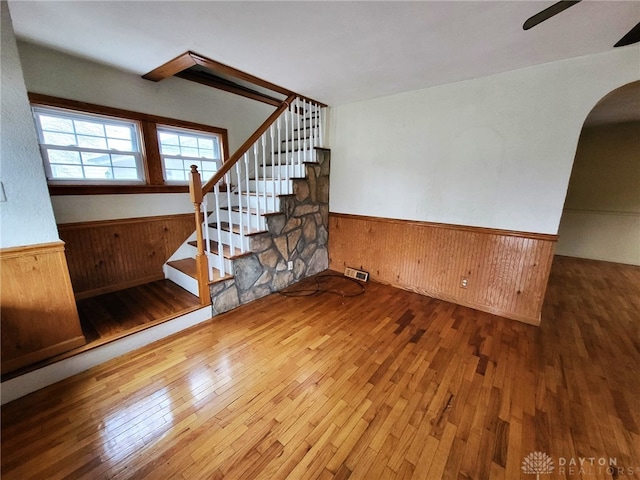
[329,46,640,235]
[0,2,59,247]
[17,41,274,223]
[556,122,640,265]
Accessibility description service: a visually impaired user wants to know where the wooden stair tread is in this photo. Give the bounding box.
[166,258,232,283]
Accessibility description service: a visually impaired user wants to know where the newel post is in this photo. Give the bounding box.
[189,165,211,305]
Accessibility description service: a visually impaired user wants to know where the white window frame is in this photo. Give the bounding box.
[157,125,223,184]
[32,106,145,184]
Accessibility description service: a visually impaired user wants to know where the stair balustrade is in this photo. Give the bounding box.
[183,95,326,304]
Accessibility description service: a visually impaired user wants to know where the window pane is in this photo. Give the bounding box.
[159,132,179,146]
[108,138,133,151]
[78,135,107,149]
[51,164,83,179]
[181,147,199,158]
[82,152,110,166]
[158,127,221,184]
[106,124,132,140]
[165,170,186,181]
[198,138,214,150]
[179,136,198,148]
[164,158,183,170]
[112,154,136,168]
[74,120,105,136]
[161,144,181,156]
[43,131,76,146]
[113,167,139,180]
[198,148,215,159]
[84,166,111,179]
[39,115,73,133]
[48,149,81,165]
[33,106,142,183]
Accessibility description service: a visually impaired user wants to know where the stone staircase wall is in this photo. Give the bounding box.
[209,149,330,315]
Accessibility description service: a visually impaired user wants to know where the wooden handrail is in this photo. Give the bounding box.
[201,94,297,194]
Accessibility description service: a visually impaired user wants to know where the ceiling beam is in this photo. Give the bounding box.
[142,52,198,82]
[175,70,283,107]
[142,51,327,107]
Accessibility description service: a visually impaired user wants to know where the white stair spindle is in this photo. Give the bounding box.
[296,97,302,171]
[261,135,268,222]
[270,123,276,200]
[243,152,251,233]
[313,102,319,149]
[282,109,287,186]
[319,108,327,147]
[235,161,244,253]
[225,171,234,257]
[202,195,213,281]
[213,183,225,277]
[302,98,307,162]
[253,143,261,228]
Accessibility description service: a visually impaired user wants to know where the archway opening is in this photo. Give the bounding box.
[556,81,640,266]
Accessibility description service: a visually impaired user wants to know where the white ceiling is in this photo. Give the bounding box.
[8,1,640,106]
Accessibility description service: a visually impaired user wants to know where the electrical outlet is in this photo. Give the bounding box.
[287,261,294,271]
[460,277,469,289]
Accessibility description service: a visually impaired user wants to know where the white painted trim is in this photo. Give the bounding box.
[0,306,212,405]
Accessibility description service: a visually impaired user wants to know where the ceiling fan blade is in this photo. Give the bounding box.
[523,0,582,30]
[614,21,640,47]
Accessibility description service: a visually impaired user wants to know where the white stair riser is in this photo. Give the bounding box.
[164,264,199,297]
[207,226,252,250]
[220,209,264,229]
[184,244,234,273]
[247,179,292,195]
[280,138,318,151]
[241,194,279,212]
[260,164,306,178]
[272,148,316,164]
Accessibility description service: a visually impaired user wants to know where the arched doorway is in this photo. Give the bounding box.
[555,81,640,266]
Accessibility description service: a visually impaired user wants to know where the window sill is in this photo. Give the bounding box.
[48,184,190,195]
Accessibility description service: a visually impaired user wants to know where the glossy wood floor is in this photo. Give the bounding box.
[77,279,201,344]
[2,257,639,480]
[1,280,201,383]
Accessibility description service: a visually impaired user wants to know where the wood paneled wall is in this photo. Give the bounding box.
[58,214,195,299]
[1,242,86,374]
[329,213,557,325]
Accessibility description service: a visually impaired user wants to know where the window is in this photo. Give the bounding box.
[29,93,228,194]
[33,107,144,183]
[158,126,222,182]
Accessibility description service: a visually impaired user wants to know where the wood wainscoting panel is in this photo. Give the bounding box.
[328,213,557,324]
[58,214,195,299]
[0,242,86,374]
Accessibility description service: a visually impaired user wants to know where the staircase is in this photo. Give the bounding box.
[163,97,329,313]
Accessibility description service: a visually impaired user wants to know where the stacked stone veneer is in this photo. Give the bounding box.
[210,149,330,316]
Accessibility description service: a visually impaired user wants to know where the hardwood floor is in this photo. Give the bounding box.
[1,280,201,382]
[76,279,201,344]
[1,257,639,479]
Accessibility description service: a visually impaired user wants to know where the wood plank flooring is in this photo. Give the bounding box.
[2,256,639,479]
[77,279,201,344]
[1,280,202,382]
